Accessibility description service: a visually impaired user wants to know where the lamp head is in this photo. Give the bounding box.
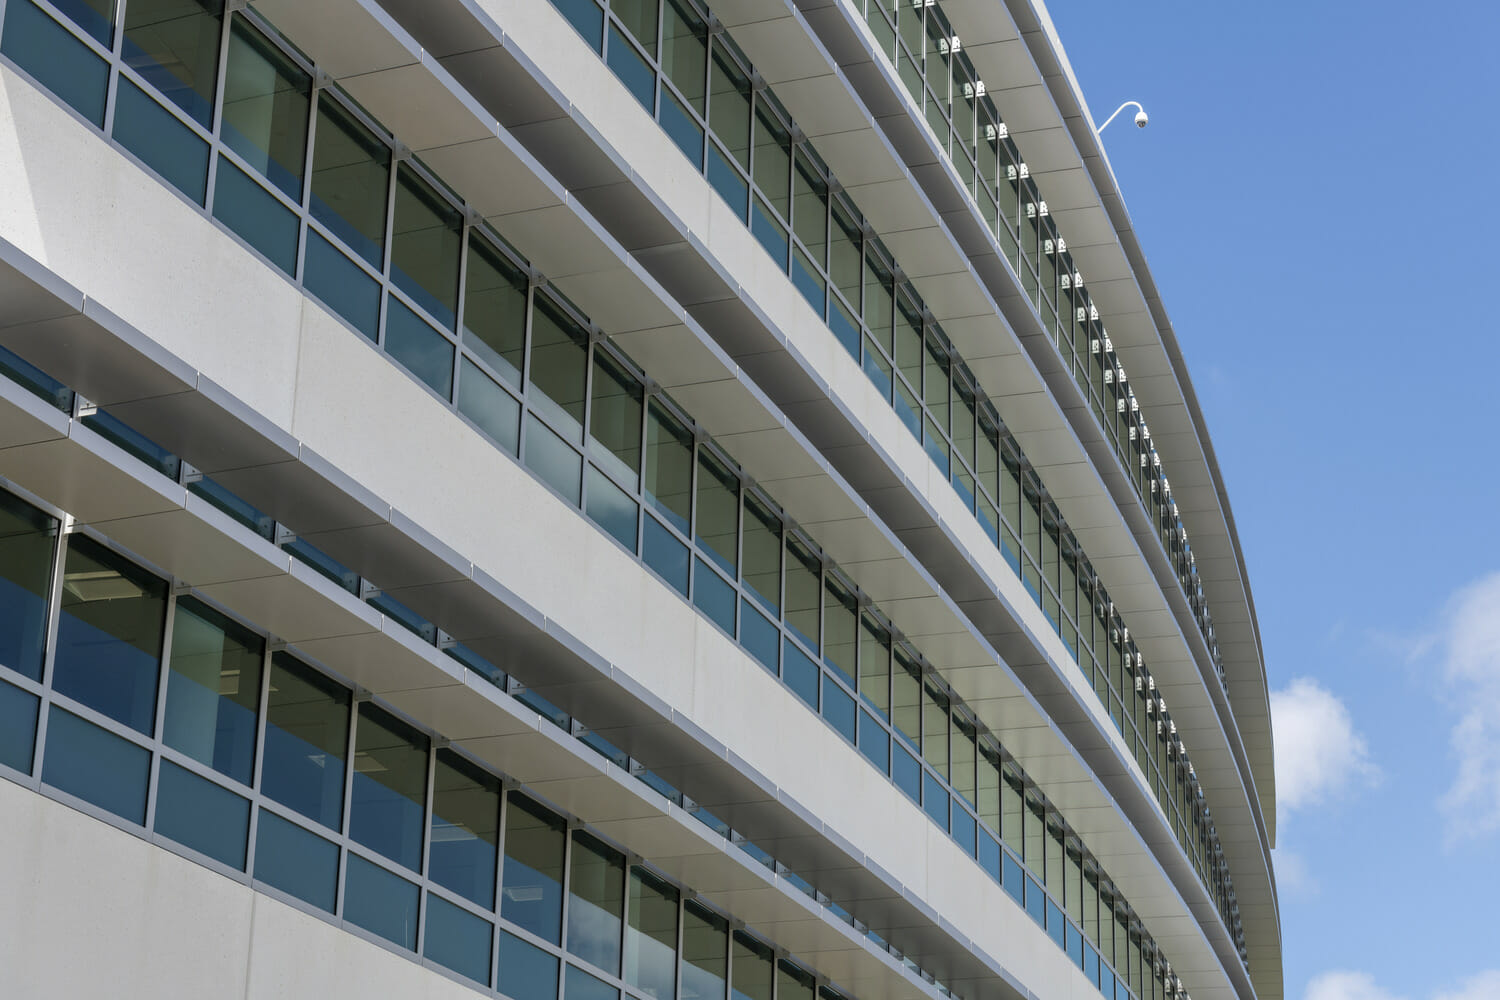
[1134,109,1149,128]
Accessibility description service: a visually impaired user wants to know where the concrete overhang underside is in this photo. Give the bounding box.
[0,241,1244,1000]
[298,0,1276,989]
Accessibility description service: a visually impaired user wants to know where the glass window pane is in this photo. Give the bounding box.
[154,758,250,869]
[221,17,309,198]
[858,614,889,716]
[681,901,726,1000]
[50,0,115,46]
[731,931,772,1000]
[709,47,750,169]
[589,352,643,483]
[792,150,826,265]
[643,516,689,596]
[311,94,390,266]
[212,158,298,275]
[752,104,790,217]
[344,852,419,950]
[529,295,589,430]
[693,558,735,634]
[607,22,654,110]
[351,702,429,872]
[262,652,350,831]
[644,401,693,534]
[626,868,678,1000]
[777,961,814,1000]
[525,416,583,505]
[0,490,56,682]
[392,165,462,329]
[41,707,150,823]
[253,808,338,911]
[694,450,738,575]
[457,358,521,454]
[822,576,856,682]
[784,538,819,651]
[462,235,527,385]
[425,894,493,986]
[740,494,780,614]
[430,748,500,909]
[113,78,209,203]
[0,679,39,774]
[502,793,565,943]
[739,599,777,674]
[122,0,223,126]
[385,297,455,399]
[1,0,110,126]
[500,930,559,1000]
[662,0,706,112]
[891,648,921,748]
[163,596,263,786]
[783,639,818,709]
[822,674,854,741]
[53,533,166,735]
[567,831,624,975]
[586,466,639,550]
[857,709,887,771]
[829,204,860,312]
[304,231,381,339]
[567,964,619,1000]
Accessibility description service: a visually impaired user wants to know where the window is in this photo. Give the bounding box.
[350,702,429,872]
[644,401,693,533]
[162,596,263,785]
[740,494,781,614]
[462,234,528,385]
[567,831,624,974]
[589,351,644,484]
[310,94,391,266]
[626,867,678,999]
[694,449,738,575]
[0,491,55,682]
[502,793,565,943]
[220,17,310,198]
[122,0,224,126]
[430,748,500,908]
[391,164,463,329]
[261,652,350,830]
[680,900,726,1000]
[731,931,773,1000]
[528,294,589,431]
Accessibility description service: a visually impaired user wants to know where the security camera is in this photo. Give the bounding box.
[1134,110,1149,128]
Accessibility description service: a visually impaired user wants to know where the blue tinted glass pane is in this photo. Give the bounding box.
[978,831,1001,882]
[0,491,54,682]
[828,302,859,359]
[1047,900,1066,948]
[1100,967,1115,999]
[783,640,818,709]
[751,200,787,265]
[567,964,620,1000]
[857,711,888,771]
[554,0,603,48]
[305,231,380,339]
[2,0,109,125]
[525,417,582,505]
[953,809,976,856]
[502,795,565,943]
[692,559,735,633]
[0,680,39,774]
[262,654,349,830]
[253,809,338,911]
[1084,943,1099,986]
[862,348,892,399]
[52,535,166,735]
[642,517,689,596]
[607,25,654,110]
[350,703,428,872]
[113,79,208,203]
[163,598,262,786]
[386,298,455,399]
[923,428,950,478]
[661,90,703,164]
[1116,977,1130,1000]
[499,932,559,1000]
[212,160,298,275]
[1025,876,1045,925]
[922,772,948,828]
[892,742,919,802]
[791,251,823,314]
[822,676,855,741]
[430,750,499,909]
[345,853,419,950]
[48,0,113,46]
[586,467,639,550]
[41,708,149,823]
[706,145,747,216]
[154,759,250,869]
[1003,853,1024,906]
[458,359,521,454]
[1067,924,1084,966]
[739,600,778,674]
[425,894,493,986]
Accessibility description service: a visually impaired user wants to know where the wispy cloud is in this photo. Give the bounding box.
[1270,677,1379,821]
[1434,971,1500,1000]
[1435,572,1500,843]
[1302,970,1500,1000]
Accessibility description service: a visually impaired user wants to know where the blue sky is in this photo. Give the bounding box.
[1045,3,1500,1000]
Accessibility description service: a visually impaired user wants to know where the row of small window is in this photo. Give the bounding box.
[0,0,1234,949]
[0,479,1187,1000]
[853,0,1222,673]
[539,0,1236,936]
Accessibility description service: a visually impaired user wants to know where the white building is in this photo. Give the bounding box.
[0,1,1279,999]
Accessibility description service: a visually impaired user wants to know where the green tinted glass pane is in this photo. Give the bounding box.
[694,450,738,574]
[626,868,677,999]
[462,235,527,385]
[613,0,657,57]
[350,702,429,871]
[709,47,750,168]
[681,902,726,1000]
[589,352,643,482]
[784,539,820,652]
[122,0,223,126]
[643,401,692,534]
[567,832,624,974]
[457,359,520,454]
[792,150,826,263]
[661,0,706,111]
[858,614,889,716]
[528,295,589,429]
[310,95,390,266]
[391,165,462,329]
[385,298,455,399]
[822,577,856,682]
[731,932,773,1000]
[502,794,565,943]
[163,597,263,786]
[221,17,309,198]
[430,749,500,909]
[740,494,780,614]
[212,159,298,274]
[829,204,861,311]
[891,648,921,747]
[752,104,790,216]
[0,490,55,682]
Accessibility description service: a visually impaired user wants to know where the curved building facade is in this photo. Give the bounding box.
[0,1,1280,1000]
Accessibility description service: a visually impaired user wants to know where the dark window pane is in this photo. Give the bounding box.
[783,640,817,710]
[586,466,638,550]
[783,539,819,651]
[391,164,462,329]
[661,89,704,164]
[681,901,726,1000]
[528,295,588,430]
[304,231,380,339]
[122,0,223,126]
[822,674,854,741]
[821,577,855,683]
[386,297,455,399]
[457,358,520,454]
[53,534,166,734]
[892,741,919,803]
[154,759,250,869]
[525,416,582,505]
[553,0,602,48]
[662,0,706,112]
[923,771,948,828]
[607,24,654,111]
[739,599,777,674]
[0,490,55,681]
[425,894,492,985]
[643,401,692,533]
[750,198,787,265]
[253,808,338,911]
[626,868,677,1000]
[858,615,889,717]
[979,830,1001,882]
[262,653,349,830]
[694,450,737,575]
[642,516,688,596]
[692,558,735,635]
[567,832,623,974]
[462,235,527,385]
[708,48,750,168]
[752,105,790,216]
[502,793,565,943]
[731,931,772,1000]
[163,596,263,786]
[212,159,298,275]
[705,144,747,216]
[953,807,976,856]
[0,679,39,774]
[740,495,780,613]
[310,95,390,266]
[589,352,643,483]
[351,702,429,872]
[1,0,109,125]
[430,749,500,909]
[345,853,419,950]
[1003,852,1024,906]
[857,710,887,771]
[50,0,114,45]
[613,0,657,56]
[567,964,619,1000]
[221,17,309,198]
[500,930,559,1000]
[777,961,814,1000]
[113,78,209,203]
[41,708,149,823]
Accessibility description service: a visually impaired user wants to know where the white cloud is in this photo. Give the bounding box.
[1270,677,1378,820]
[1436,573,1500,842]
[1304,971,1406,1000]
[1434,971,1500,1000]
[1269,846,1315,897]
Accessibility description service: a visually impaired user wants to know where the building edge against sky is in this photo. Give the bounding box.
[0,0,1281,999]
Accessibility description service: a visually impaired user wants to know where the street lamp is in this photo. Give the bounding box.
[1098,100,1148,133]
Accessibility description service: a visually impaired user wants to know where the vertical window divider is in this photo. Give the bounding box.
[415,737,439,960]
[334,690,361,915]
